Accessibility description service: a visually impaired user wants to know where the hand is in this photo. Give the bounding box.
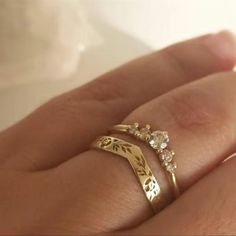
[1,31,236,235]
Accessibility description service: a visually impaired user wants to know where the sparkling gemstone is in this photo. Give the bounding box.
[128,124,138,135]
[149,131,169,151]
[159,149,174,162]
[165,162,177,173]
[139,127,151,141]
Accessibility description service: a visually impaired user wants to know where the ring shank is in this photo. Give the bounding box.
[112,123,180,199]
[92,136,163,213]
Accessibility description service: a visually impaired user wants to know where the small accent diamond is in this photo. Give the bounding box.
[139,126,151,141]
[128,123,139,135]
[159,149,174,162]
[165,162,177,173]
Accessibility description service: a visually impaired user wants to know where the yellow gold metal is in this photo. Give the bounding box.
[169,172,180,198]
[92,136,162,213]
[112,124,180,199]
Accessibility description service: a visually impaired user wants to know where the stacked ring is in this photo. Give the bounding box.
[112,123,180,199]
[92,136,163,213]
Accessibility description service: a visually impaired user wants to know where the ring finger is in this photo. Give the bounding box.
[59,71,236,234]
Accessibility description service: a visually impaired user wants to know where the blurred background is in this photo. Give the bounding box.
[0,0,235,130]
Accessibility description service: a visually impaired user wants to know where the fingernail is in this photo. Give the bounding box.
[222,152,236,163]
[203,30,236,60]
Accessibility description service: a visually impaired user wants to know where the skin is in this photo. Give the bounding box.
[0,31,236,235]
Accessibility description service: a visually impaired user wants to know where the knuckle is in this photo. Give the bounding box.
[47,77,125,119]
[81,76,125,103]
[162,87,230,135]
[160,46,198,79]
[46,93,83,120]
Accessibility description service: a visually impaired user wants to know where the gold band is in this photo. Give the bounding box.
[92,136,163,212]
[112,123,180,199]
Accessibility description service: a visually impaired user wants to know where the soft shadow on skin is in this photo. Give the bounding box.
[76,18,152,81]
[0,18,151,131]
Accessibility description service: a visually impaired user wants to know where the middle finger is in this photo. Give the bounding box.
[1,32,236,171]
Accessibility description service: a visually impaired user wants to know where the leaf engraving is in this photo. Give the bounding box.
[121,146,126,153]
[127,148,132,154]
[136,168,147,176]
[123,143,132,148]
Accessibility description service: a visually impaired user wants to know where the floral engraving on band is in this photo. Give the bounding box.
[134,154,159,202]
[97,136,160,204]
[98,137,132,154]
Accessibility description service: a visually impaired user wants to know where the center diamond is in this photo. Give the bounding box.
[149,131,169,151]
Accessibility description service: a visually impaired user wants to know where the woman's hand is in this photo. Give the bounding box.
[0,31,236,235]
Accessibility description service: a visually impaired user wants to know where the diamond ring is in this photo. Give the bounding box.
[111,123,180,199]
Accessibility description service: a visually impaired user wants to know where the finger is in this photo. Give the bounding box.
[59,71,236,232]
[1,31,236,171]
[127,157,236,235]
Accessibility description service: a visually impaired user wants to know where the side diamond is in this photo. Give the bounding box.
[165,162,177,173]
[159,149,174,162]
[128,123,139,135]
[139,125,151,141]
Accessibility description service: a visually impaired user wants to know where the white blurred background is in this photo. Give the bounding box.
[0,0,235,130]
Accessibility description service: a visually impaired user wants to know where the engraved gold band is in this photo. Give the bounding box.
[112,123,180,199]
[92,136,163,213]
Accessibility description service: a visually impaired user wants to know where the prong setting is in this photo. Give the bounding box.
[113,123,179,196]
[128,123,177,175]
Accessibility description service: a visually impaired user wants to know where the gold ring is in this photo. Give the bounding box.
[92,136,163,213]
[112,123,180,199]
